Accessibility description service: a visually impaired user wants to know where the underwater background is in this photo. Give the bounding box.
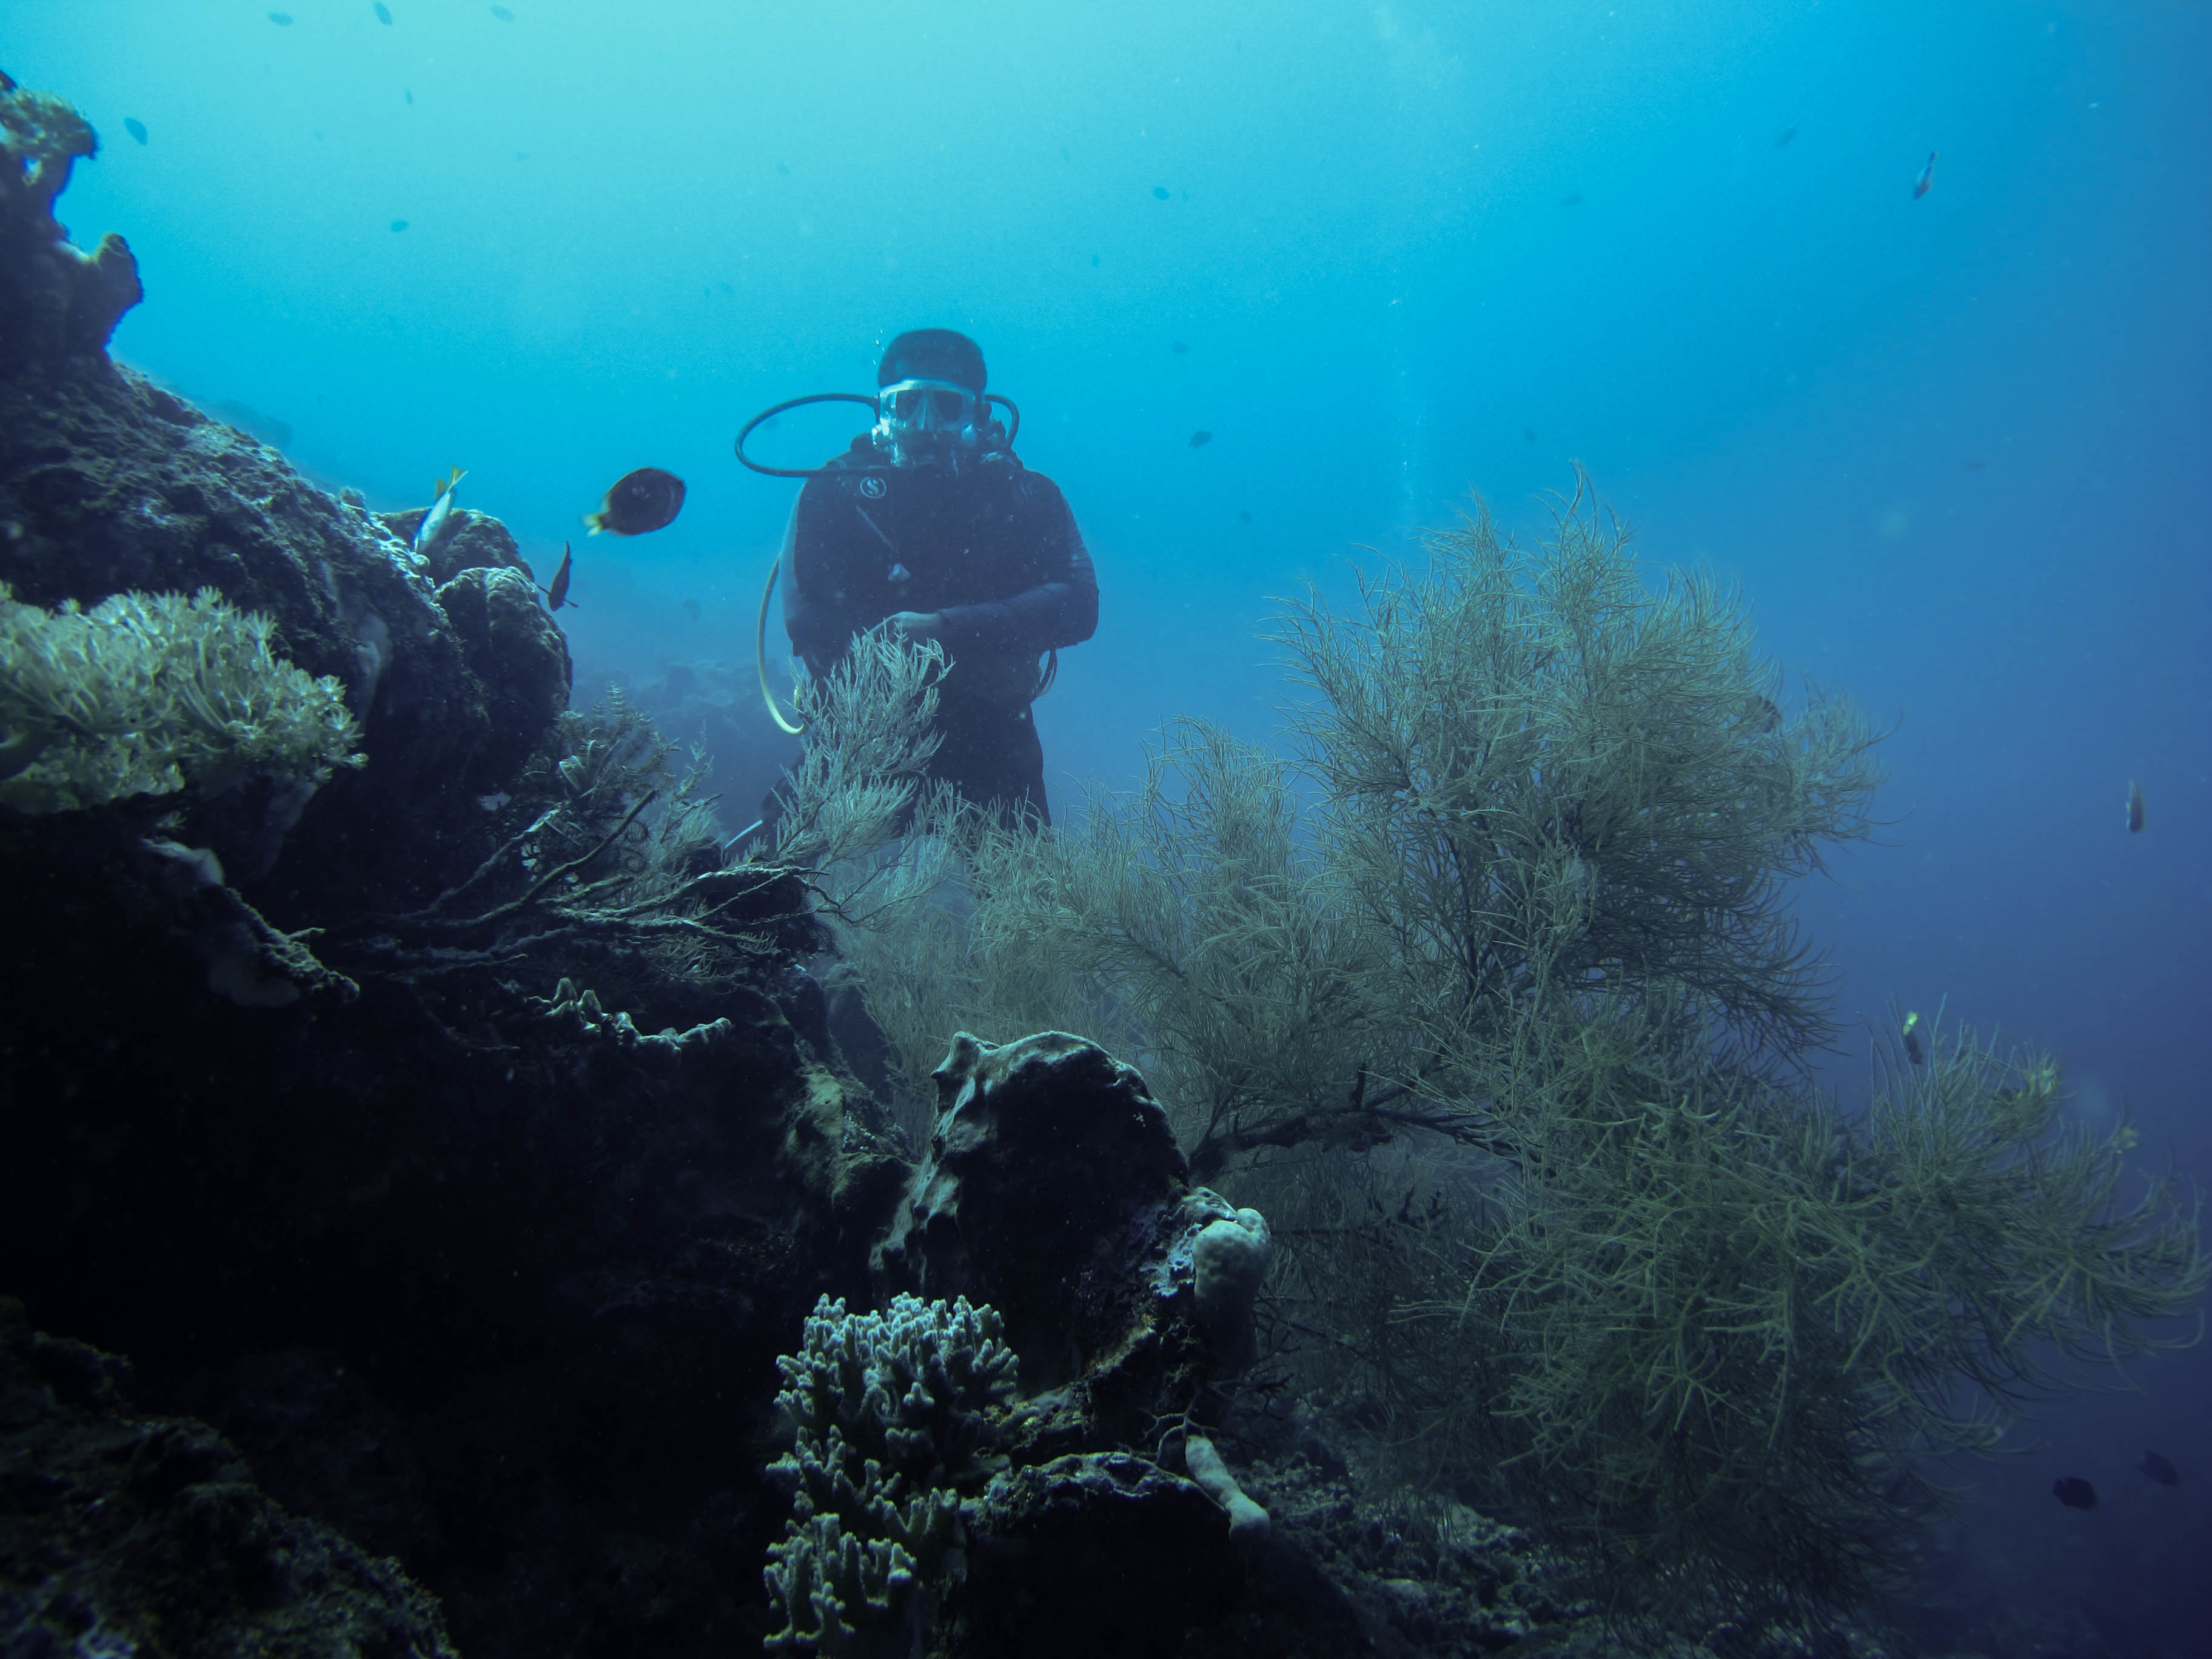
[13,2,2207,1652]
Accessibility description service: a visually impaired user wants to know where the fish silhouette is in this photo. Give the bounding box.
[543,543,574,612]
[2137,1450,2179,1486]
[585,468,685,536]
[2053,1476,2097,1510]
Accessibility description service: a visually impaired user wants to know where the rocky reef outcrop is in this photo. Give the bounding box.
[1,68,909,1658]
[0,1298,457,1658]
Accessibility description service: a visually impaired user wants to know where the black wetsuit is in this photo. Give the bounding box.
[781,436,1098,823]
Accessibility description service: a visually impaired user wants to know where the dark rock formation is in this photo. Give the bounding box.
[876,1031,1191,1386]
[956,1452,1241,1658]
[0,69,908,1659]
[0,1298,457,1658]
[1,70,142,373]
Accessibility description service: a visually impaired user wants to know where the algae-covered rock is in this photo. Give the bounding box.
[874,1030,1191,1387]
[0,1298,457,1659]
[435,563,571,786]
[956,1452,1241,1659]
[0,69,141,375]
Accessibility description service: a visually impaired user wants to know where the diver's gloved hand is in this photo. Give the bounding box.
[888,611,945,644]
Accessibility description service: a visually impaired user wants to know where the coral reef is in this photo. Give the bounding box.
[0,65,2111,1659]
[0,71,908,1659]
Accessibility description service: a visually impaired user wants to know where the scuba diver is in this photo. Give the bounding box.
[755,328,1098,826]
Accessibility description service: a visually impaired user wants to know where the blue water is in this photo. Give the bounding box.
[15,4,2209,1650]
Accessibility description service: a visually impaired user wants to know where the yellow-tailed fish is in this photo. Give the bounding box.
[412,466,467,555]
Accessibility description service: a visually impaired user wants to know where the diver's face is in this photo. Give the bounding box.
[876,378,980,464]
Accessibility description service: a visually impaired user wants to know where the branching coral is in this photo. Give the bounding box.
[764,1293,1018,1657]
[0,582,364,814]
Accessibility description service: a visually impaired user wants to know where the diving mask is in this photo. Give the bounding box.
[873,377,983,463]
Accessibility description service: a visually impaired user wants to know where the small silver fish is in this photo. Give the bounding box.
[2127,779,2145,834]
[411,465,466,555]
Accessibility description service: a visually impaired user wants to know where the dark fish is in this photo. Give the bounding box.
[1188,430,1212,449]
[2053,1476,2097,1510]
[544,543,574,611]
[2137,1450,2179,1486]
[491,4,515,16]
[405,88,413,104]
[1238,510,1252,524]
[1965,458,1985,471]
[776,161,789,175]
[390,219,409,232]
[1091,253,1100,267]
[1913,150,1937,200]
[1747,694,1781,734]
[1775,124,1798,147]
[1561,192,1583,206]
[1171,341,1189,354]
[1902,1010,1925,1067]
[682,598,702,623]
[124,118,148,145]
[585,467,685,535]
[374,1,393,21]
[268,10,293,22]
[2127,779,2145,834]
[1152,186,1170,200]
[1524,428,1537,442]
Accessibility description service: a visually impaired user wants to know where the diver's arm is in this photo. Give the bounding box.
[933,497,1099,656]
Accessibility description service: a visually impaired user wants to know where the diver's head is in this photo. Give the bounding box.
[873,328,992,466]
